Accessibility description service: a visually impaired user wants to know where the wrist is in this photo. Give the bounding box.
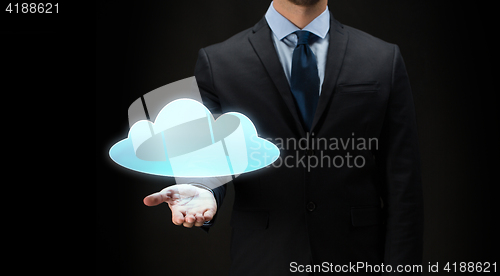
[187,183,215,201]
[187,182,212,192]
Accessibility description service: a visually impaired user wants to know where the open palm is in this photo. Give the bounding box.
[143,184,217,228]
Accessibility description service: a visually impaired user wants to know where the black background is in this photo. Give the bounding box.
[100,0,496,275]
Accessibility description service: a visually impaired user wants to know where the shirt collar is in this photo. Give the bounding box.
[265,1,330,41]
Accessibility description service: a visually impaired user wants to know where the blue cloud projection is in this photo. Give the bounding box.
[109,99,280,177]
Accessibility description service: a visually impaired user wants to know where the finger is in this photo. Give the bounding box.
[143,188,172,206]
[194,214,205,227]
[203,209,215,222]
[183,213,196,228]
[171,209,185,225]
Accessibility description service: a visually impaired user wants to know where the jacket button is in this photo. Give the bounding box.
[306,202,316,212]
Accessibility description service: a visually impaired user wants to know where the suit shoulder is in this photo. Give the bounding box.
[202,26,254,55]
[343,24,396,52]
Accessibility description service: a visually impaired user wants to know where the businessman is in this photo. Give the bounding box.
[144,0,423,275]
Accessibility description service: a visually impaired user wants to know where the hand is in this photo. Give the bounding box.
[143,184,217,228]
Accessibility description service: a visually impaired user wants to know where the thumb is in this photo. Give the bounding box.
[143,187,173,206]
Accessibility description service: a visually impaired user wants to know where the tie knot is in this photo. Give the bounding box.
[295,31,312,45]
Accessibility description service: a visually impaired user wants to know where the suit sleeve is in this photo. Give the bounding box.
[377,45,424,275]
[194,47,229,232]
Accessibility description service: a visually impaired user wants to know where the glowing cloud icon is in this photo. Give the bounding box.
[109,98,280,177]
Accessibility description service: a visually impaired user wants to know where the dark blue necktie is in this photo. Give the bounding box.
[290,30,320,131]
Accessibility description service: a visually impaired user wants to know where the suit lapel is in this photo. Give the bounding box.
[248,18,306,137]
[310,14,349,132]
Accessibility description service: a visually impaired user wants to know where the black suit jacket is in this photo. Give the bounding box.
[196,13,423,276]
